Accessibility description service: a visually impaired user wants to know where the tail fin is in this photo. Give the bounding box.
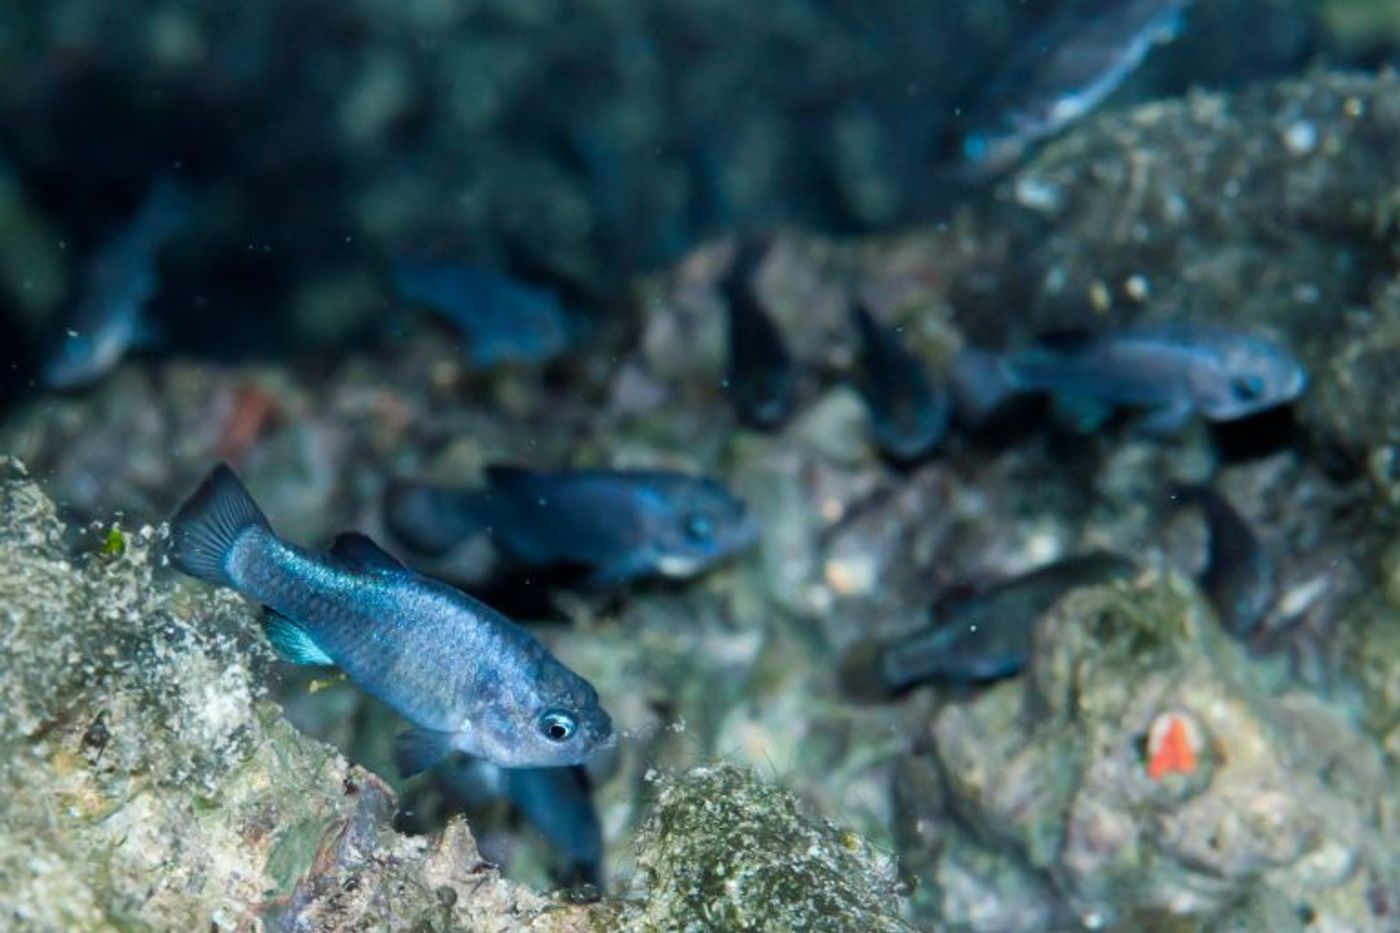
[948,347,1018,427]
[838,638,898,702]
[169,464,270,587]
[382,481,488,556]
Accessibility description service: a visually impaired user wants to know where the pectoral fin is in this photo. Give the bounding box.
[394,726,458,778]
[1136,400,1194,437]
[1050,393,1114,434]
[263,611,335,666]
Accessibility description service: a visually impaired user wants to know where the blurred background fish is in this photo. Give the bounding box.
[950,323,1308,433]
[41,178,191,389]
[847,299,950,463]
[723,239,798,431]
[392,260,585,367]
[384,466,757,587]
[951,0,1193,177]
[842,551,1139,699]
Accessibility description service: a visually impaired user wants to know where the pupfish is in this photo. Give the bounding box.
[392,260,581,366]
[950,323,1307,433]
[1171,484,1275,638]
[848,300,950,463]
[169,464,613,771]
[841,551,1137,698]
[439,758,604,888]
[723,239,797,430]
[43,177,192,389]
[384,465,757,586]
[956,0,1192,176]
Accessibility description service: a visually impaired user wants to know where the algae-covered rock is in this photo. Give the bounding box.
[625,762,910,932]
[906,571,1400,930]
[1,460,914,930]
[0,459,593,931]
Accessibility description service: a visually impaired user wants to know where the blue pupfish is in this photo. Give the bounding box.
[392,260,582,366]
[841,551,1138,698]
[169,464,613,771]
[43,178,192,389]
[1171,484,1275,639]
[956,0,1192,176]
[848,300,950,463]
[950,323,1307,433]
[384,465,757,586]
[722,239,797,430]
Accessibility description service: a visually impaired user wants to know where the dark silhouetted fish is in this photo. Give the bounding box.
[956,0,1192,176]
[1171,484,1275,638]
[169,464,613,771]
[841,551,1138,698]
[439,758,603,888]
[950,323,1307,433]
[43,178,192,389]
[723,240,797,430]
[848,300,950,463]
[385,466,757,586]
[392,260,582,366]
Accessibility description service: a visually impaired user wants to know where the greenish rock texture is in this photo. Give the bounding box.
[904,572,1400,930]
[7,68,1400,931]
[624,762,909,932]
[0,460,595,931]
[0,460,910,929]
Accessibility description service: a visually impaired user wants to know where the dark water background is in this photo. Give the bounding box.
[0,0,1387,394]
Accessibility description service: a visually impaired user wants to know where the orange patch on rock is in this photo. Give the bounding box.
[1146,711,1201,781]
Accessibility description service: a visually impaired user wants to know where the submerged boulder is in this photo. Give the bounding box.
[902,571,1399,930]
[625,762,910,932]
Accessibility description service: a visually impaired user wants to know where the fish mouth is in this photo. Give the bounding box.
[649,551,696,578]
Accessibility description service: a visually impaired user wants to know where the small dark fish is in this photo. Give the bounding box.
[385,466,757,586]
[169,464,612,770]
[392,260,581,366]
[950,323,1307,433]
[723,240,797,430]
[1171,484,1275,638]
[440,758,603,888]
[848,301,950,462]
[841,551,1137,698]
[957,0,1192,176]
[43,178,192,389]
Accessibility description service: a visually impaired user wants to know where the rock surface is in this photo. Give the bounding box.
[6,68,1400,931]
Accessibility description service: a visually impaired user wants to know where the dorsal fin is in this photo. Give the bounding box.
[328,532,407,574]
[930,581,980,626]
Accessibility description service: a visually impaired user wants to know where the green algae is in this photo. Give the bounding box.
[624,762,910,932]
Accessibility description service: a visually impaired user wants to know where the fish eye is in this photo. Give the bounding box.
[683,512,715,545]
[1231,374,1265,402]
[539,710,577,743]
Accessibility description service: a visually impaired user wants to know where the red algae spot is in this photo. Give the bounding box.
[216,383,280,461]
[1146,710,1203,781]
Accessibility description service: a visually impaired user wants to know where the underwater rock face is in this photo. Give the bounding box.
[7,68,1400,931]
[625,762,910,932]
[1,463,912,929]
[904,572,1399,930]
[994,71,1400,483]
[0,460,593,931]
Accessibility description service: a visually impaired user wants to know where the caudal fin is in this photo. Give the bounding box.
[169,464,270,587]
[382,481,487,556]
